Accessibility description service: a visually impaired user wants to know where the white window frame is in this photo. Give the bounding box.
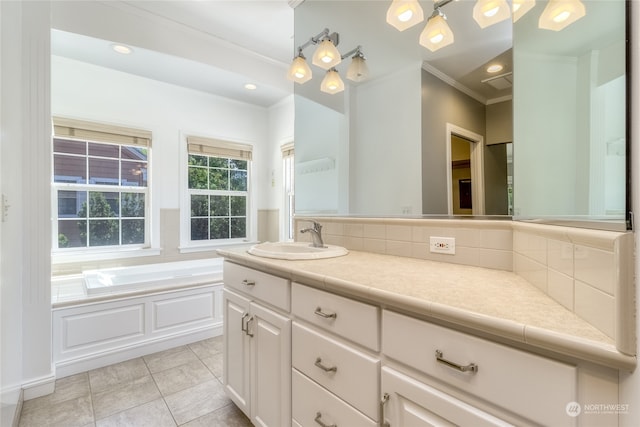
[179,133,256,252]
[51,117,157,263]
[281,142,295,241]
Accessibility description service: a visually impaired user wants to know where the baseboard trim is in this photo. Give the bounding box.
[54,323,222,379]
[22,372,56,400]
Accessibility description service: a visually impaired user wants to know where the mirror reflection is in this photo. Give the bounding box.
[293,0,627,230]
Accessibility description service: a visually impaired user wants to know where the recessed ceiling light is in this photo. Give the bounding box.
[486,64,504,73]
[112,44,133,55]
[244,83,257,90]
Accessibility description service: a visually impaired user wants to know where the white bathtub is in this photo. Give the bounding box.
[83,258,223,295]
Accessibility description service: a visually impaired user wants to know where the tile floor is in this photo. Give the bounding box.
[18,336,253,426]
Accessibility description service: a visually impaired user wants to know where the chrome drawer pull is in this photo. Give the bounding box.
[314,306,337,319]
[242,279,255,286]
[314,357,337,373]
[435,350,478,373]
[241,313,249,335]
[314,412,336,427]
[381,393,390,427]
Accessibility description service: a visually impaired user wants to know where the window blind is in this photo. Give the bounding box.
[187,135,253,161]
[52,117,152,147]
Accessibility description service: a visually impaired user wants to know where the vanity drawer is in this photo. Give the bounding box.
[223,261,290,312]
[292,322,379,420]
[291,282,379,350]
[292,369,376,427]
[382,310,577,427]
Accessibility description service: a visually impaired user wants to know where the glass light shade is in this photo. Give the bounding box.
[312,39,342,70]
[419,14,455,52]
[346,55,369,82]
[538,0,586,31]
[473,0,511,28]
[386,0,424,31]
[287,56,312,84]
[512,0,535,22]
[320,69,345,94]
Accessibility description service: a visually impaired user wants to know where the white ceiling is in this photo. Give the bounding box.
[50,1,622,108]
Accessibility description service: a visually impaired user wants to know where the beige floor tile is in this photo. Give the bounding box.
[153,359,214,397]
[188,336,223,359]
[201,353,223,379]
[92,374,161,420]
[19,395,93,427]
[95,398,176,427]
[143,345,199,374]
[89,358,150,394]
[164,379,230,425]
[182,403,252,427]
[21,373,90,413]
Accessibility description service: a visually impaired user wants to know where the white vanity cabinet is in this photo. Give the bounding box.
[382,310,578,427]
[291,282,381,426]
[221,259,622,427]
[223,262,291,427]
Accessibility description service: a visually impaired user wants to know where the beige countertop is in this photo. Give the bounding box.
[218,247,637,371]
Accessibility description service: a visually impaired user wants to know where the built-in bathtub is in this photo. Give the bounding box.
[82,258,223,295]
[54,257,225,378]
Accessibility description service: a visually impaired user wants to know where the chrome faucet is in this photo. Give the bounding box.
[300,220,325,248]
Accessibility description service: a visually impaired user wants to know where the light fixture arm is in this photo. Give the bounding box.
[433,0,455,11]
[295,28,340,56]
[340,45,364,60]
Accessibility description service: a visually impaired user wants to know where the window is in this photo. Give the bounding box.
[281,142,295,241]
[187,136,252,243]
[52,117,151,250]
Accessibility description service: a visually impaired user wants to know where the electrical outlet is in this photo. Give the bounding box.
[430,236,455,255]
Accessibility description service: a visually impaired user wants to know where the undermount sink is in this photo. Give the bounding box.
[248,242,348,260]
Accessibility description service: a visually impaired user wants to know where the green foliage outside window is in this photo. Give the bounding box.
[188,154,248,241]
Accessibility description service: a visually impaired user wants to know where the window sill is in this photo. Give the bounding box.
[52,247,162,265]
[179,240,257,254]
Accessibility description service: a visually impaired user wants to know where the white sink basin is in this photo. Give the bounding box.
[248,242,348,260]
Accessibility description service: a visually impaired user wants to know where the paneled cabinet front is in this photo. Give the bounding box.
[223,263,292,427]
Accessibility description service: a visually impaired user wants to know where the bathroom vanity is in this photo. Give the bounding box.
[219,246,635,427]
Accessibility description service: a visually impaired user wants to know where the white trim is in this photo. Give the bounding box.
[423,62,487,105]
[22,372,56,401]
[445,123,485,216]
[52,247,161,264]
[54,324,221,379]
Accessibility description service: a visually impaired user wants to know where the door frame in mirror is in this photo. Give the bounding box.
[446,123,485,216]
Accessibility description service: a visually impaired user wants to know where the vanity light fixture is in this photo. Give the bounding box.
[287,50,313,84]
[473,0,511,28]
[345,48,369,82]
[420,7,455,52]
[288,28,369,94]
[312,33,342,69]
[386,0,425,31]
[512,0,536,22]
[538,0,586,31]
[320,68,345,94]
[386,0,586,52]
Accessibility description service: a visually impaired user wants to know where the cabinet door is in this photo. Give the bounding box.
[223,289,251,417]
[250,301,292,427]
[382,367,513,427]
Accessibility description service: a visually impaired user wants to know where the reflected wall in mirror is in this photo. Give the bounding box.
[293,0,628,230]
[512,0,627,229]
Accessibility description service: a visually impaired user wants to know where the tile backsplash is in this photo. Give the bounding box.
[295,217,635,354]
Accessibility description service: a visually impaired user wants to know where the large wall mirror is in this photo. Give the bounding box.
[293,0,628,231]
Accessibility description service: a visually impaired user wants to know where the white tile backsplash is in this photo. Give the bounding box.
[296,217,632,345]
[575,280,616,339]
[574,245,615,296]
